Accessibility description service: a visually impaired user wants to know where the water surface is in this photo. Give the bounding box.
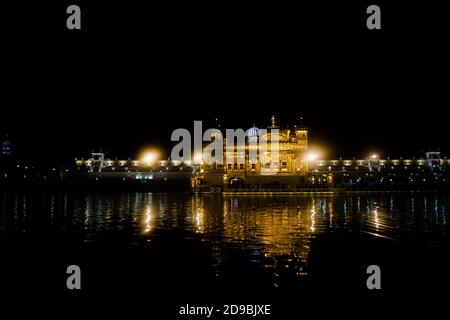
[1,192,449,296]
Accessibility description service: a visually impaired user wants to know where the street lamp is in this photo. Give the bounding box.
[305,151,319,162]
[140,149,160,166]
[194,152,203,164]
[368,153,379,172]
[142,152,156,165]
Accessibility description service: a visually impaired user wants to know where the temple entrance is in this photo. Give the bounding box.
[228,177,246,188]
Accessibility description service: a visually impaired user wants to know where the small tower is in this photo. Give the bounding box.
[425,151,441,169]
[295,116,308,151]
[269,115,279,129]
[90,152,105,172]
[1,135,12,158]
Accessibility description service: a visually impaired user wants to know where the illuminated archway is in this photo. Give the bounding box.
[228,176,246,188]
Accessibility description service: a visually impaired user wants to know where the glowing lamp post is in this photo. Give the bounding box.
[194,153,203,164]
[368,153,379,171]
[306,152,318,162]
[305,151,319,182]
[140,150,159,166]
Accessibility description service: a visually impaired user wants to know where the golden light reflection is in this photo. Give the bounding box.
[195,208,205,233]
[189,195,394,284]
[142,205,152,233]
[328,200,334,227]
[192,195,205,233]
[310,208,316,232]
[219,197,316,259]
[310,197,316,232]
[373,207,379,230]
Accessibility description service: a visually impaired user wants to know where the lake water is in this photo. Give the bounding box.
[1,192,449,315]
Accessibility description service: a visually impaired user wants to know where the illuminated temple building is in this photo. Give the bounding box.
[195,116,450,191]
[73,116,450,191]
[195,115,310,190]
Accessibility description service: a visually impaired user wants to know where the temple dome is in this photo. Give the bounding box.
[248,126,259,138]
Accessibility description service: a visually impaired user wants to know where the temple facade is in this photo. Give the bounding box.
[196,116,309,190]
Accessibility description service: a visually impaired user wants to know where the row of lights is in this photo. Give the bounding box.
[140,149,381,164]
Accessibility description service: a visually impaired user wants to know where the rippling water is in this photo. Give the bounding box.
[1,192,449,294]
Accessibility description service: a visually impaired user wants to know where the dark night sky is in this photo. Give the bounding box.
[2,1,449,165]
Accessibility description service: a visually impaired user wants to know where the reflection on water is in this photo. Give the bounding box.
[0,192,449,288]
